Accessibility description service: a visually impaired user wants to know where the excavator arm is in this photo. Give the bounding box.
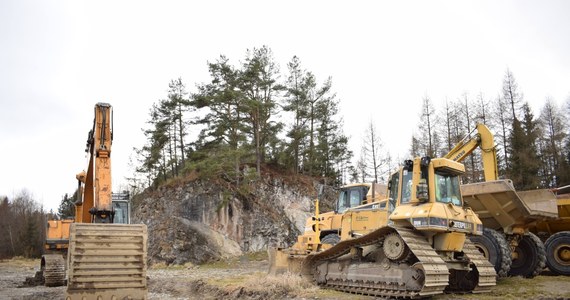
[444,123,498,181]
[74,102,114,223]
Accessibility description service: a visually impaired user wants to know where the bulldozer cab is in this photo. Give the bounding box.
[388,157,482,236]
[336,185,368,213]
[389,157,464,207]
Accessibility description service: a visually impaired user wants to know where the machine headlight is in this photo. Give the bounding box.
[429,217,448,227]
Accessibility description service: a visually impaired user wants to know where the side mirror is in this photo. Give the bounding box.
[417,179,429,202]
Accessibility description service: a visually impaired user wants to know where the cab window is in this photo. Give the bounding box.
[337,191,349,213]
[336,187,365,213]
[349,189,361,207]
[400,170,413,204]
[388,172,399,213]
[435,173,462,206]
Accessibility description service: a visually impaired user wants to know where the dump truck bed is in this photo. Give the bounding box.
[461,180,558,232]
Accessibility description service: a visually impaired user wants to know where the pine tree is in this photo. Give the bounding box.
[283,56,310,174]
[191,55,247,182]
[239,46,284,176]
[57,193,74,219]
[509,103,540,189]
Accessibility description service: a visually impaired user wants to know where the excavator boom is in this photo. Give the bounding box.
[443,123,498,181]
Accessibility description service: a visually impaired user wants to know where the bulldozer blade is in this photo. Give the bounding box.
[268,247,307,276]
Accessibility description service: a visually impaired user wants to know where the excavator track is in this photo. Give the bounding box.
[461,239,497,293]
[42,254,66,287]
[304,226,450,298]
[66,223,148,300]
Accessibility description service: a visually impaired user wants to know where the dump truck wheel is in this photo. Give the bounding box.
[544,231,570,275]
[508,232,546,278]
[469,228,512,277]
[321,233,340,245]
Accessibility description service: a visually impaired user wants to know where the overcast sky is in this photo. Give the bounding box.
[1,0,569,211]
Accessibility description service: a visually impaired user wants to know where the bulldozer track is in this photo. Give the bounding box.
[302,226,450,298]
[42,254,66,287]
[460,239,496,293]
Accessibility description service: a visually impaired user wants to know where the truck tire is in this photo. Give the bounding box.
[320,233,340,245]
[469,228,512,277]
[508,232,546,278]
[544,231,570,275]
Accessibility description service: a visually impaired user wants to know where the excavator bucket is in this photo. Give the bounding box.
[461,180,558,232]
[66,223,148,300]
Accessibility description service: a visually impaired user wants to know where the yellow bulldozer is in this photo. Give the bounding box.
[269,156,496,298]
[39,103,148,299]
[302,182,387,246]
[444,123,559,278]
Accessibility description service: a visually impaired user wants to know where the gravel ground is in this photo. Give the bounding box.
[2,257,570,300]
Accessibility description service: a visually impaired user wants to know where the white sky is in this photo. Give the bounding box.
[1,0,569,212]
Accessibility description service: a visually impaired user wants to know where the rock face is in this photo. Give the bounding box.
[132,173,335,266]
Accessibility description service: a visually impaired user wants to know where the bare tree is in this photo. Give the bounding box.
[361,120,390,183]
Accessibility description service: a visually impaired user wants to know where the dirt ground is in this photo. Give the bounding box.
[2,256,570,300]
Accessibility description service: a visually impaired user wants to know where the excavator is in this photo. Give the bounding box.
[444,123,558,278]
[40,103,148,299]
[269,156,496,298]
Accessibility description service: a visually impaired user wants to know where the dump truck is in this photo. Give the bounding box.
[445,123,558,278]
[531,185,570,275]
[39,103,148,299]
[269,156,496,298]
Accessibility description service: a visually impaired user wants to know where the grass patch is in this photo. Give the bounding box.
[1,256,39,268]
[149,261,195,270]
[201,251,268,269]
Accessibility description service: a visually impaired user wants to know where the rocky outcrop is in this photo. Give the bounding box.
[132,173,334,266]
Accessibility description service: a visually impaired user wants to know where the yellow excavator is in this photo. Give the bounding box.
[444,123,558,278]
[269,156,496,298]
[41,103,148,299]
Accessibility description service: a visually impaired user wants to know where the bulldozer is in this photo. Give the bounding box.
[39,103,148,299]
[269,156,496,298]
[304,182,387,246]
[444,123,558,278]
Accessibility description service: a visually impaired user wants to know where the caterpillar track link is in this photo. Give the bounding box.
[42,254,66,287]
[66,223,148,300]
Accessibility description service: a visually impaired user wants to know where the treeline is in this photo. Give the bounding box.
[131,46,352,191]
[0,191,47,259]
[410,69,570,190]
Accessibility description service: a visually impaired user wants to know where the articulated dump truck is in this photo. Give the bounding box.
[40,103,148,300]
[446,123,559,278]
[269,157,496,298]
[531,185,570,276]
